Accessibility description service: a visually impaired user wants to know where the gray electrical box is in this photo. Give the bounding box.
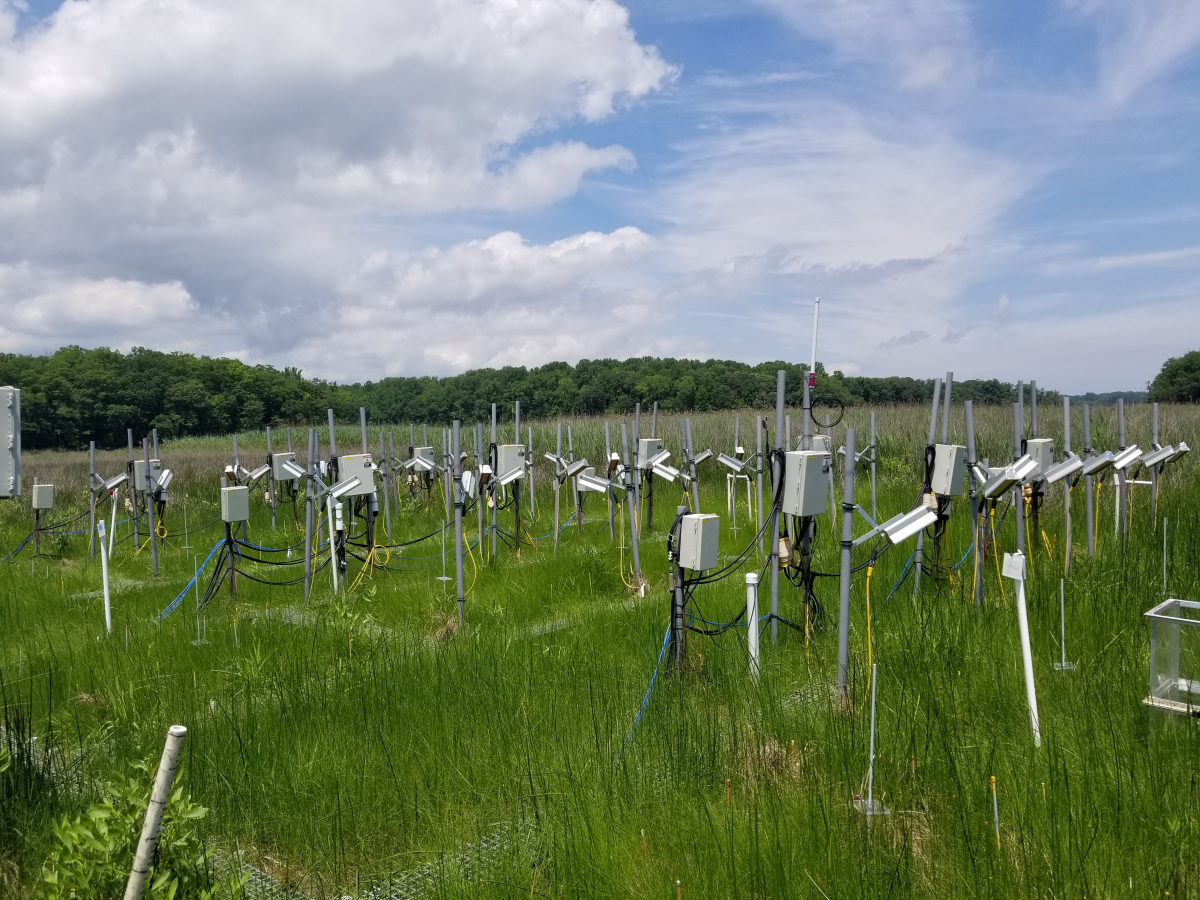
[221,486,250,523]
[134,458,162,493]
[638,438,662,468]
[783,450,831,516]
[0,386,18,499]
[32,483,53,510]
[414,446,435,468]
[338,454,376,497]
[497,444,526,478]
[811,434,832,453]
[931,444,967,497]
[678,513,720,571]
[271,451,297,481]
[1027,438,1054,477]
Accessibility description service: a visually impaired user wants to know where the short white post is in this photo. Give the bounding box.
[327,497,339,593]
[97,521,112,635]
[867,662,878,837]
[123,725,187,900]
[746,572,760,681]
[1004,551,1041,747]
[108,488,119,557]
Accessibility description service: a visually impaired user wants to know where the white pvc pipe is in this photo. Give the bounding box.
[123,725,187,900]
[327,497,339,592]
[97,521,112,634]
[1008,553,1042,747]
[108,488,118,557]
[746,573,759,681]
[867,662,878,835]
[809,297,821,378]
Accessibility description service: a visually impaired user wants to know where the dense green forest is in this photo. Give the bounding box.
[0,345,1074,450]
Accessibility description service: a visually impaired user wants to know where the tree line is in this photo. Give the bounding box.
[0,345,1077,450]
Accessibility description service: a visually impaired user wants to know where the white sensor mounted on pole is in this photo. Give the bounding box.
[1041,452,1083,485]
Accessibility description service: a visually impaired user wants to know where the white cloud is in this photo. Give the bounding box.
[1066,0,1200,103]
[755,0,975,88]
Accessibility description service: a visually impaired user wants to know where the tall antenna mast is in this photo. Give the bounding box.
[809,297,821,386]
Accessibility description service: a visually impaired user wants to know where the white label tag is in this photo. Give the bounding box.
[1002,552,1026,581]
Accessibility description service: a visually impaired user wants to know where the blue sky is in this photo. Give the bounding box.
[1,0,1197,392]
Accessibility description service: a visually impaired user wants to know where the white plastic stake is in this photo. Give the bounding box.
[746,573,759,681]
[123,725,187,900]
[108,488,119,557]
[97,521,112,634]
[1003,552,1041,747]
[1054,578,1074,671]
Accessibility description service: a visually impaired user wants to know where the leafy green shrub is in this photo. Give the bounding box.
[37,761,235,900]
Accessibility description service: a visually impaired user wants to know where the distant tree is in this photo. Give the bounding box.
[1149,350,1200,403]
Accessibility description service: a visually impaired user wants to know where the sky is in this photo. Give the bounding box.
[0,0,1198,392]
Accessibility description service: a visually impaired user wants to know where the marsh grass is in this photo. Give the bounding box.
[2,403,1199,898]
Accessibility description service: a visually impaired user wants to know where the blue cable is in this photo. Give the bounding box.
[950,544,973,570]
[879,551,918,608]
[155,540,225,621]
[615,625,672,765]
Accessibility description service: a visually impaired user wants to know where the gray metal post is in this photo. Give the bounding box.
[836,428,856,697]
[1152,402,1160,522]
[770,370,784,644]
[1083,404,1095,557]
[801,379,812,450]
[453,421,464,624]
[605,421,614,541]
[651,401,658,438]
[756,416,764,557]
[380,430,392,541]
[491,404,498,558]
[1117,398,1127,539]
[685,418,700,513]
[965,401,982,610]
[1016,381,1024,445]
[303,428,315,602]
[913,378,942,598]
[569,424,582,533]
[152,428,158,460]
[142,439,159,576]
[672,504,686,671]
[1063,397,1072,574]
[1031,381,1038,438]
[632,403,641,536]
[232,434,241,483]
[359,407,368,453]
[621,423,641,580]
[528,426,536,518]
[477,424,485,555]
[553,421,562,553]
[267,426,277,530]
[287,428,293,452]
[941,372,953,444]
[128,429,140,549]
[327,408,338,470]
[89,440,97,559]
[1014,402,1025,555]
[388,431,398,514]
[870,411,877,521]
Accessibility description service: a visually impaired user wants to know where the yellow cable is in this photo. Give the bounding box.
[617,500,636,589]
[465,531,480,596]
[156,521,168,540]
[865,564,874,680]
[1023,495,1035,581]
[989,507,1005,604]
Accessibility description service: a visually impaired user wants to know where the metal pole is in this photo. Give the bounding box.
[1152,402,1160,522]
[527,426,536,518]
[1014,402,1025,555]
[914,378,942,598]
[605,421,614,541]
[965,401,982,610]
[453,421,464,624]
[756,416,764,557]
[98,520,112,634]
[941,372,953,444]
[303,428,315,602]
[1117,398,1127,540]
[672,504,686,672]
[770,370,784,644]
[1031,380,1038,438]
[327,408,338,481]
[128,429,140,549]
[89,440,97,559]
[224,520,236,599]
[491,404,498,558]
[143,439,159,576]
[685,418,700,513]
[870,411,877,521]
[381,430,392,540]
[267,426,277,530]
[621,423,641,581]
[1063,397,1072,574]
[553,422,561,554]
[1083,404,1094,558]
[836,428,856,698]
[633,403,641,536]
[359,407,368,454]
[123,725,187,900]
[651,401,658,438]
[1017,381,1024,447]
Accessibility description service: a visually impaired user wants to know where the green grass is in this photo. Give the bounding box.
[2,402,1200,898]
